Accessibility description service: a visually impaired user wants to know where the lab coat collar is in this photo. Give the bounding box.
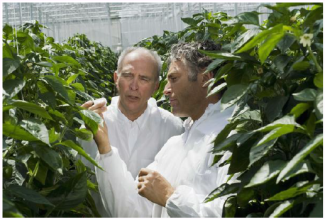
[183,101,224,135]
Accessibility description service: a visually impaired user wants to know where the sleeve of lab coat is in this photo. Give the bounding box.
[95,147,155,217]
[165,152,233,218]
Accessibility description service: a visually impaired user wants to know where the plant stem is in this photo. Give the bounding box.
[307,45,323,73]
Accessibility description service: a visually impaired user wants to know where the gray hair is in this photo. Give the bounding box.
[167,41,221,81]
[117,47,162,81]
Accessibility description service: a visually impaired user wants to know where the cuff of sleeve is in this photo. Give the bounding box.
[166,185,195,217]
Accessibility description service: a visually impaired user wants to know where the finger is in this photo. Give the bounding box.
[137,182,143,190]
[138,176,145,182]
[81,100,94,108]
[138,168,151,177]
[92,106,107,115]
[89,101,107,111]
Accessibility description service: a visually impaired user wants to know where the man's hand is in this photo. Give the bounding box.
[81,100,111,154]
[137,168,174,207]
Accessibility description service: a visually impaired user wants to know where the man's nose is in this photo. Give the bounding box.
[163,81,171,96]
[130,78,139,90]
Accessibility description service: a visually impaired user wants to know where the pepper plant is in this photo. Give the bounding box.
[3,21,117,217]
[201,3,323,217]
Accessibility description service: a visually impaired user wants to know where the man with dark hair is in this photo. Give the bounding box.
[87,41,234,217]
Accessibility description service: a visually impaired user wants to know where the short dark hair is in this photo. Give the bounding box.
[167,41,222,81]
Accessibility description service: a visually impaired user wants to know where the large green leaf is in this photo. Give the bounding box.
[249,138,277,167]
[204,183,241,203]
[221,84,249,111]
[267,182,316,201]
[3,57,20,78]
[281,161,313,182]
[222,196,237,217]
[236,24,283,53]
[292,88,317,102]
[228,137,254,174]
[7,184,54,206]
[290,103,311,118]
[20,119,50,145]
[52,55,81,67]
[200,51,242,60]
[277,134,323,183]
[212,133,241,153]
[255,126,294,147]
[292,61,310,71]
[273,55,292,73]
[258,31,285,64]
[277,33,296,53]
[79,109,102,134]
[11,100,53,120]
[48,172,87,210]
[237,188,255,207]
[74,128,93,141]
[235,11,260,25]
[246,160,286,188]
[268,200,294,217]
[55,140,103,171]
[314,72,323,88]
[309,201,323,217]
[32,143,63,174]
[43,75,71,104]
[232,28,261,52]
[3,122,39,141]
[3,42,14,59]
[256,115,298,132]
[3,78,26,99]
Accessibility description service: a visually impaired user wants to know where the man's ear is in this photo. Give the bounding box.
[154,81,159,91]
[202,71,214,88]
[113,72,118,84]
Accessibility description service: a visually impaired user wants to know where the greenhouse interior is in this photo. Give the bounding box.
[2,2,323,218]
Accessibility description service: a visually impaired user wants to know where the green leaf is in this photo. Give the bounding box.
[200,51,242,60]
[212,133,241,153]
[258,31,285,64]
[236,24,283,53]
[3,78,26,99]
[71,83,85,92]
[249,138,277,167]
[207,82,227,98]
[292,61,310,71]
[269,200,294,217]
[277,33,296,53]
[52,55,81,67]
[277,134,323,183]
[236,11,260,25]
[222,196,237,217]
[204,183,241,203]
[309,201,323,217]
[264,202,282,217]
[257,115,297,132]
[67,73,79,84]
[35,61,52,67]
[3,42,14,59]
[11,100,53,120]
[32,143,63,174]
[228,137,254,174]
[221,84,249,111]
[48,172,87,210]
[314,91,323,119]
[7,184,54,206]
[292,88,317,102]
[290,103,311,118]
[215,62,233,81]
[181,17,203,26]
[281,161,313,182]
[79,109,102,134]
[274,55,292,74]
[55,140,103,171]
[212,121,242,149]
[35,161,49,185]
[314,72,323,88]
[237,188,254,207]
[232,28,261,52]
[267,182,316,201]
[3,57,20,78]
[20,119,50,145]
[265,96,289,122]
[246,160,286,188]
[3,122,39,141]
[256,126,294,147]
[74,128,93,141]
[43,75,71,104]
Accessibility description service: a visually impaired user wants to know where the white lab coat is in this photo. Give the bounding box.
[79,96,184,217]
[95,101,234,217]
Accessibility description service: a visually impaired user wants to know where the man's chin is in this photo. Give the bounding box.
[171,107,186,117]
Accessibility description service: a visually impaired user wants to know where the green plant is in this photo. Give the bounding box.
[3,21,117,217]
[201,3,323,217]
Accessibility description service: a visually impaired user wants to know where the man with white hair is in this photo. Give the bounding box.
[80,47,183,217]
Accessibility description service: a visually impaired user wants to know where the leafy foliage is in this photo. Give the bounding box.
[3,21,117,217]
[138,3,323,217]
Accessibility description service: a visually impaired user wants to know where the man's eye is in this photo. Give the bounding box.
[170,77,177,81]
[141,77,149,81]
